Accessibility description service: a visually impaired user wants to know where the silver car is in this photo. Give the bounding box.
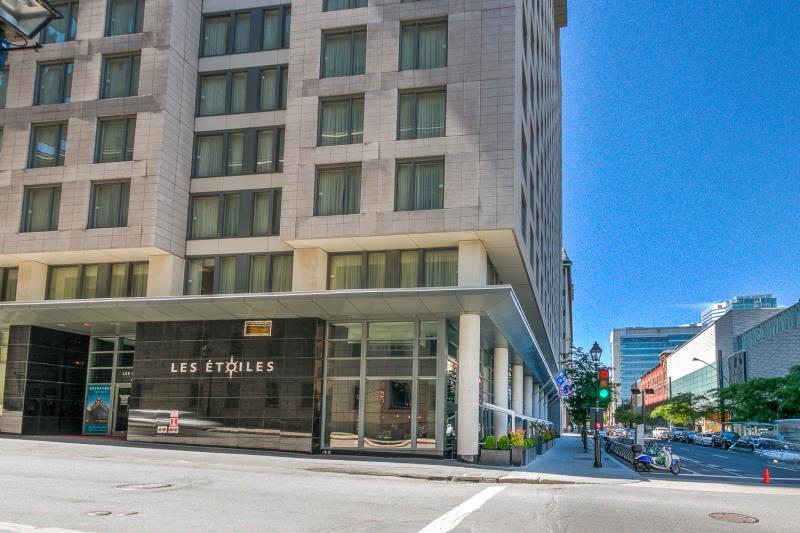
[693,432,713,446]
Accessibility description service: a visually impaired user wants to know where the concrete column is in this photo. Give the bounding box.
[147,254,185,296]
[511,363,523,415]
[492,334,509,437]
[15,261,48,301]
[523,375,533,416]
[457,240,488,287]
[292,248,328,291]
[456,313,481,462]
[532,384,540,418]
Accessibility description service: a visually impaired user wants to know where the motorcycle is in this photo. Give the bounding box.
[632,443,681,475]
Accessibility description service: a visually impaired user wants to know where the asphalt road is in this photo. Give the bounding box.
[632,440,800,485]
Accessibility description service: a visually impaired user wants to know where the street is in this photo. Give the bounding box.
[1,438,799,532]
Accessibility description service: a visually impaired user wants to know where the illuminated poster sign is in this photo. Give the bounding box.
[244,320,272,336]
[84,384,112,434]
[169,355,275,379]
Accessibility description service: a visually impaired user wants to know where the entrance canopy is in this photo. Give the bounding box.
[0,285,559,388]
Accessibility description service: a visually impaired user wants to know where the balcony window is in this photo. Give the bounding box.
[395,159,444,211]
[40,1,79,44]
[101,55,140,98]
[95,117,136,163]
[35,61,73,105]
[321,29,366,78]
[29,123,68,168]
[398,88,445,139]
[89,181,130,228]
[400,20,447,70]
[0,268,18,302]
[319,95,363,146]
[323,0,367,11]
[106,0,144,36]
[259,66,288,111]
[315,165,361,216]
[21,186,61,232]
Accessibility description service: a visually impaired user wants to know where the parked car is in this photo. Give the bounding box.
[694,432,713,446]
[712,431,741,449]
[731,436,759,452]
[759,431,787,442]
[652,427,669,439]
[670,427,687,441]
[681,430,696,443]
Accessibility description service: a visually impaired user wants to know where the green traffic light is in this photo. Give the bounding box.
[599,389,609,399]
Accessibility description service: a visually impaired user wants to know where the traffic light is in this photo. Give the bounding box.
[598,367,610,404]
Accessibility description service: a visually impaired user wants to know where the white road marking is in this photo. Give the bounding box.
[712,454,728,459]
[418,486,506,533]
[0,523,94,533]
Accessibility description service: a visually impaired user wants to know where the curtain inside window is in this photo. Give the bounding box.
[399,26,416,70]
[424,250,457,287]
[256,130,274,172]
[130,56,140,95]
[399,250,419,287]
[203,17,228,56]
[414,161,444,210]
[263,9,281,50]
[320,100,350,146]
[322,33,351,78]
[282,8,291,47]
[226,133,244,175]
[130,263,148,296]
[351,98,364,143]
[395,163,413,211]
[234,13,250,53]
[367,253,386,288]
[32,125,60,167]
[108,0,137,36]
[38,63,70,105]
[103,56,130,98]
[418,23,447,69]
[417,92,445,138]
[271,255,293,292]
[398,93,416,140]
[353,31,366,75]
[280,68,288,108]
[81,265,98,298]
[3,268,17,301]
[252,192,273,235]
[260,68,278,110]
[222,193,241,237]
[98,120,125,162]
[231,72,247,113]
[109,263,129,297]
[92,182,126,228]
[187,258,215,295]
[248,255,268,292]
[196,135,224,177]
[125,119,136,160]
[324,0,349,10]
[318,167,360,216]
[199,75,226,115]
[191,196,219,238]
[48,266,79,299]
[218,257,237,294]
[26,188,58,232]
[330,255,363,289]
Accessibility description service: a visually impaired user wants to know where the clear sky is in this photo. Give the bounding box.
[560,2,800,362]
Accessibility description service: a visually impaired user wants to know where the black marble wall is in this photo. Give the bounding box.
[0,326,89,435]
[128,319,324,452]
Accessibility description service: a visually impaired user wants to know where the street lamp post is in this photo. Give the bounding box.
[692,357,730,430]
[590,342,603,468]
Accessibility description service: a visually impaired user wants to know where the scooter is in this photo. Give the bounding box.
[632,443,681,474]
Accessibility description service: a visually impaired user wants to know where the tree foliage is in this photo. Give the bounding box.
[614,402,645,428]
[718,365,800,422]
[649,393,714,427]
[561,345,611,425]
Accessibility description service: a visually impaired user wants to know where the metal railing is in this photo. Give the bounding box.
[480,402,553,432]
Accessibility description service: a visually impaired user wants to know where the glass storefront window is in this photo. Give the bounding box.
[417,379,437,449]
[92,337,116,352]
[324,380,359,448]
[367,322,413,358]
[363,379,412,449]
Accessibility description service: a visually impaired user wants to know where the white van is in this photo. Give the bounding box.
[652,427,669,439]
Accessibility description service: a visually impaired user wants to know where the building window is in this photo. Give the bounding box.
[189,189,280,240]
[397,88,445,139]
[29,123,68,168]
[400,20,447,70]
[21,186,61,232]
[329,254,363,289]
[0,68,7,109]
[328,248,457,289]
[201,6,290,57]
[323,0,367,11]
[89,181,130,229]
[40,1,79,44]
[193,128,284,178]
[101,54,140,99]
[35,61,73,105]
[321,28,366,78]
[260,66,288,111]
[186,254,292,295]
[252,190,280,236]
[318,95,364,146]
[315,165,361,216]
[248,254,293,292]
[0,268,18,302]
[423,249,457,287]
[95,117,136,163]
[197,67,287,116]
[47,262,147,300]
[395,159,444,211]
[106,0,144,36]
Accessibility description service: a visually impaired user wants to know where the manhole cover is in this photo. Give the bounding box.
[113,483,173,491]
[86,511,112,517]
[709,513,759,524]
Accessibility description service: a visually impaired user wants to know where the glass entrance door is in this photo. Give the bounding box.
[112,385,131,435]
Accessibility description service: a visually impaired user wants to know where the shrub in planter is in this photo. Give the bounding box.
[484,435,498,449]
[497,435,511,450]
[480,435,511,466]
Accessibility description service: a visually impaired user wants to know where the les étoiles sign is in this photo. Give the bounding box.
[170,355,275,379]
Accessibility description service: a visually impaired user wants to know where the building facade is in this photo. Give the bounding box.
[701,294,778,326]
[637,350,670,408]
[611,325,701,405]
[0,0,570,462]
[729,301,800,384]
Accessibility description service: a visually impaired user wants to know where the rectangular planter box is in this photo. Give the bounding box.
[511,446,536,466]
[479,448,511,466]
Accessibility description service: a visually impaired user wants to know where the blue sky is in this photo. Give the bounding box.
[560,2,800,361]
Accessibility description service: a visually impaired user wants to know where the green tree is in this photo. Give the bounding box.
[718,377,784,422]
[561,345,612,428]
[777,365,800,418]
[649,393,709,427]
[614,402,641,428]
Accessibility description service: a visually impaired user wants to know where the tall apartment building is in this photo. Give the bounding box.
[701,294,778,326]
[0,0,569,462]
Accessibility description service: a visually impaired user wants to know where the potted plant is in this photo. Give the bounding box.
[510,429,537,466]
[479,435,511,466]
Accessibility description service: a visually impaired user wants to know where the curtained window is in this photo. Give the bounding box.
[324,0,367,11]
[230,72,248,113]
[221,193,241,237]
[186,257,216,295]
[22,186,61,232]
[367,253,386,289]
[321,29,366,78]
[395,159,444,211]
[89,181,130,228]
[270,254,293,292]
[263,6,290,50]
[252,190,278,235]
[40,1,79,44]
[202,15,228,56]
[190,195,219,239]
[0,68,6,109]
[256,128,284,172]
[35,62,73,105]
[47,266,80,299]
[315,166,361,216]
[398,89,445,139]
[329,254,363,289]
[217,257,237,294]
[233,13,250,53]
[130,263,148,296]
[29,123,68,168]
[400,20,447,70]
[198,74,227,116]
[109,263,129,297]
[247,253,292,292]
[226,132,245,175]
[102,55,140,98]
[319,96,364,146]
[423,249,458,287]
[96,117,136,163]
[195,129,284,177]
[106,0,144,36]
[259,66,287,111]
[81,265,99,298]
[1,268,18,302]
[399,250,419,288]
[194,134,224,177]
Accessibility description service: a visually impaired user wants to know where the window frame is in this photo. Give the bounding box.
[192,126,285,178]
[0,267,18,302]
[195,66,288,117]
[34,60,73,106]
[40,0,80,44]
[105,0,145,37]
[100,53,140,99]
[259,65,288,111]
[327,248,457,289]
[88,179,131,229]
[28,122,68,168]
[184,253,292,295]
[94,116,136,163]
[320,27,367,79]
[21,185,61,233]
[314,164,362,216]
[399,19,448,71]
[246,252,293,293]
[323,0,367,12]
[200,6,291,58]
[396,87,446,140]
[394,157,445,212]
[317,94,364,146]
[46,261,148,300]
[187,188,281,240]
